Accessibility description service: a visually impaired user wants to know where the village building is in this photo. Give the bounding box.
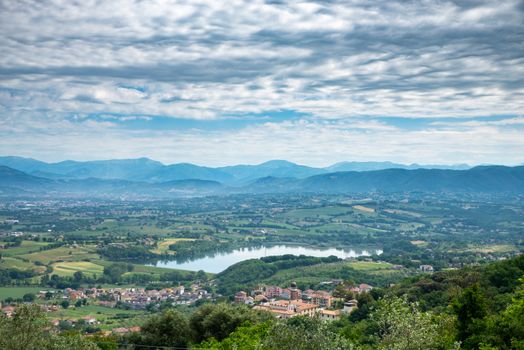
[320,309,341,321]
[419,264,434,272]
[254,300,319,319]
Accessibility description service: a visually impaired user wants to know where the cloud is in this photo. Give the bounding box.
[0,0,523,164]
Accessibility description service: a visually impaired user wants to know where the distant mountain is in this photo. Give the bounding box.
[0,165,52,188]
[2,164,522,198]
[296,166,524,194]
[141,163,234,183]
[0,156,477,186]
[219,160,324,184]
[0,165,224,198]
[0,156,164,181]
[326,161,470,172]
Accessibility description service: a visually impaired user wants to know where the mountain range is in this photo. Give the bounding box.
[0,156,522,198]
[0,156,470,185]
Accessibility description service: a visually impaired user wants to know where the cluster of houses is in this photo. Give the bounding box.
[235,281,371,321]
[36,284,213,309]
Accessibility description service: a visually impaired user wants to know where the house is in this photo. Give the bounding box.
[305,290,333,308]
[342,299,358,314]
[1,305,15,318]
[264,286,282,298]
[359,284,373,293]
[419,265,434,272]
[320,309,341,321]
[112,327,130,334]
[254,294,268,303]
[234,291,247,303]
[82,316,97,325]
[254,300,320,319]
[280,288,291,299]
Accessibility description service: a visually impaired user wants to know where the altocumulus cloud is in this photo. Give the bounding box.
[0,0,523,165]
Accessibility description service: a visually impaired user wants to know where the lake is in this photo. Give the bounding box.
[153,245,383,273]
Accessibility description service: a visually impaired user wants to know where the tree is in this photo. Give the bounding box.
[0,304,99,350]
[189,303,266,343]
[128,309,190,349]
[60,300,70,309]
[22,293,36,302]
[200,321,272,349]
[453,283,487,348]
[371,295,460,350]
[259,316,353,350]
[103,263,133,283]
[73,271,84,282]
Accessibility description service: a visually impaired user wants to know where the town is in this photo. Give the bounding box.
[235,281,371,321]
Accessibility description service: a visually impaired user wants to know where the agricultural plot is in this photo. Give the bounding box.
[0,286,45,300]
[49,304,147,329]
[0,257,45,272]
[51,261,105,277]
[347,261,393,271]
[0,240,51,256]
[21,245,99,264]
[352,205,376,213]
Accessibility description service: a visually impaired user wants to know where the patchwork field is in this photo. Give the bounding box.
[21,245,99,264]
[0,257,45,272]
[0,241,52,256]
[51,261,105,277]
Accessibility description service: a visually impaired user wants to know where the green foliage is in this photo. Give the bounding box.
[259,316,354,350]
[97,245,156,262]
[199,321,272,349]
[128,309,190,349]
[216,255,346,295]
[22,292,35,302]
[0,304,99,350]
[189,303,269,343]
[103,262,134,283]
[372,296,459,350]
[500,280,524,349]
[452,283,488,349]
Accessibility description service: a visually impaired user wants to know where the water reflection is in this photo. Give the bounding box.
[153,245,383,273]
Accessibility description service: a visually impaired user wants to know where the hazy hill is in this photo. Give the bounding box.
[218,160,324,184]
[297,166,524,193]
[0,165,224,198]
[140,163,234,183]
[2,164,523,198]
[0,156,476,185]
[326,161,470,172]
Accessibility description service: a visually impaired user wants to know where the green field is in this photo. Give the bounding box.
[51,261,105,277]
[0,241,51,256]
[347,261,393,271]
[0,257,45,272]
[0,286,45,300]
[21,245,99,264]
[49,304,147,330]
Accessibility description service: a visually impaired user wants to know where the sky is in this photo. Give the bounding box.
[0,0,523,167]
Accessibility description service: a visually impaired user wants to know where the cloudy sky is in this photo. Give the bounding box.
[0,0,523,166]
